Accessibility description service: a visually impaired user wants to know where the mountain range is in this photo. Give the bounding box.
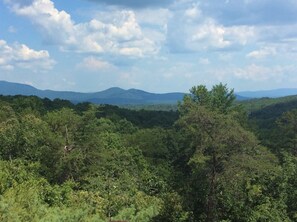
[0,81,186,105]
[237,88,297,98]
[1,80,297,105]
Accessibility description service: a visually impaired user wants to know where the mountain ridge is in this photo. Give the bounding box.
[2,80,297,105]
[238,88,297,98]
[0,80,186,105]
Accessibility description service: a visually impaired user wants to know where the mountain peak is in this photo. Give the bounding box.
[0,81,184,105]
[0,80,38,95]
[2,80,297,104]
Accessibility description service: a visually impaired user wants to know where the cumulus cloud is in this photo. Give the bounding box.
[167,3,255,52]
[135,8,171,29]
[256,24,297,46]
[247,47,277,59]
[234,64,286,81]
[78,57,115,71]
[165,1,297,55]
[4,0,159,57]
[8,0,294,58]
[174,0,297,57]
[0,39,55,71]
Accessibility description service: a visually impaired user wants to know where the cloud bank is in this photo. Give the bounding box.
[3,0,297,91]
[5,0,159,57]
[0,40,55,71]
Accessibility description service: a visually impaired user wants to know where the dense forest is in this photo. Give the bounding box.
[0,84,296,221]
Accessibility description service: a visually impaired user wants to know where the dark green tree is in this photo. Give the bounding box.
[276,109,297,156]
[177,83,280,221]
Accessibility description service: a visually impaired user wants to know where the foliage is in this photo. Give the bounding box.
[0,84,296,221]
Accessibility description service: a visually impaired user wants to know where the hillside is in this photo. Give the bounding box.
[238,95,297,113]
[0,85,296,221]
[3,81,297,106]
[0,80,251,105]
[249,97,297,128]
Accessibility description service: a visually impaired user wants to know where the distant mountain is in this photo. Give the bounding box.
[237,88,297,98]
[0,81,39,95]
[0,81,186,105]
[235,95,249,101]
[5,80,296,105]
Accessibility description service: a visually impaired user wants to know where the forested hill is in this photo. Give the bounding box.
[0,83,296,221]
[250,98,297,121]
[0,80,186,105]
[238,94,297,113]
[247,97,297,148]
[238,88,297,98]
[0,80,251,105]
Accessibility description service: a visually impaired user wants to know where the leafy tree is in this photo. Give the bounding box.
[126,128,170,160]
[80,132,164,219]
[281,153,297,220]
[0,104,16,123]
[176,83,278,221]
[180,83,236,115]
[0,114,19,160]
[276,109,297,156]
[0,159,107,221]
[177,105,260,221]
[217,147,291,221]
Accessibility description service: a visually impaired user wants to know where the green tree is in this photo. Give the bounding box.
[177,105,259,221]
[276,109,297,156]
[180,83,236,116]
[176,84,274,221]
[217,147,290,221]
[281,153,297,220]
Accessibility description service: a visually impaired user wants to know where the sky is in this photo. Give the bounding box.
[1,0,297,93]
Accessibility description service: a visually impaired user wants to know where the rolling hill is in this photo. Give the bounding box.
[0,81,186,105]
[3,80,297,105]
[237,88,297,98]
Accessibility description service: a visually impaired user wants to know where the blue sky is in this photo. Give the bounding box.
[1,0,297,93]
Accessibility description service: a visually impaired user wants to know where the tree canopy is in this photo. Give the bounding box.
[0,84,296,221]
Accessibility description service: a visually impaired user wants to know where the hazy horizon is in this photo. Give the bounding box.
[1,0,297,93]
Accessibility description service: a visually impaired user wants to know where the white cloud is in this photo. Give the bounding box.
[134,8,169,49]
[185,4,201,20]
[11,0,76,45]
[78,57,115,71]
[247,47,276,59]
[234,64,285,81]
[17,44,49,60]
[191,19,230,49]
[225,25,255,45]
[191,22,254,51]
[135,8,171,27]
[167,3,255,52]
[5,0,159,57]
[0,39,55,71]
